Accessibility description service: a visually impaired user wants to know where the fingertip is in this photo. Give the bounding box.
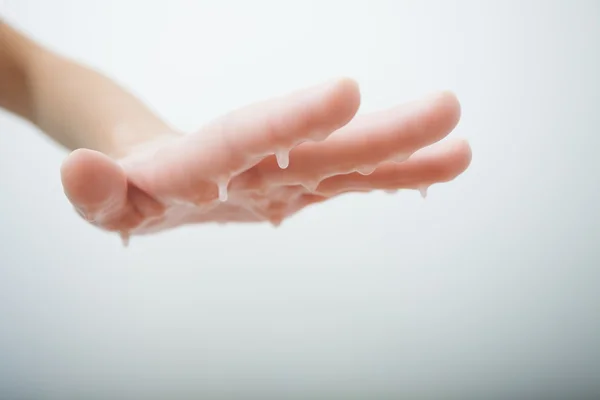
[333,76,361,100]
[442,90,461,126]
[436,138,473,182]
[325,76,362,124]
[61,148,127,211]
[456,137,472,163]
[453,138,473,175]
[427,90,462,133]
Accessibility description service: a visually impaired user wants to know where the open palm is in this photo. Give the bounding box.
[60,78,471,242]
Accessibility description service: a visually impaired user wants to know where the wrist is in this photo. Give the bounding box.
[28,42,176,156]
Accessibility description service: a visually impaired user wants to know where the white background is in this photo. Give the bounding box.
[1,0,599,397]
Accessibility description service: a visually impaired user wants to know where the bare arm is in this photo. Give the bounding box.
[0,21,33,118]
[0,21,173,156]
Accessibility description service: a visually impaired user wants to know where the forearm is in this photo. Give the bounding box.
[0,22,172,156]
[0,21,33,118]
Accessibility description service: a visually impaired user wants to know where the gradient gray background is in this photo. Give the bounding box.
[1,0,599,398]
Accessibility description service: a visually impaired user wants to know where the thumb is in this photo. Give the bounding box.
[61,148,128,223]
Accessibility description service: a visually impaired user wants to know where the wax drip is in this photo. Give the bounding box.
[393,153,410,163]
[311,130,330,142]
[418,186,428,199]
[120,231,130,247]
[269,217,283,227]
[275,149,290,169]
[217,177,229,202]
[302,180,320,192]
[357,165,377,175]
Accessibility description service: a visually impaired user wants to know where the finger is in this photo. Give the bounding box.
[210,77,361,167]
[128,185,165,219]
[314,138,472,196]
[61,149,160,233]
[61,149,128,221]
[160,77,360,173]
[124,78,361,204]
[249,91,461,188]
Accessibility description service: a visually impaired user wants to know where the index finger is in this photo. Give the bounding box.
[178,77,361,174]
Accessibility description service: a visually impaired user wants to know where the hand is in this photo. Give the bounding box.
[60,78,471,242]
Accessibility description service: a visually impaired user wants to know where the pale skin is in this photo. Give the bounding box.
[0,22,472,242]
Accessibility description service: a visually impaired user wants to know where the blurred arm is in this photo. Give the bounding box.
[0,21,173,156]
[0,20,32,118]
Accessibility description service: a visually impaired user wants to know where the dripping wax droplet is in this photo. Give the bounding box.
[311,129,330,142]
[418,186,428,199]
[357,165,377,175]
[393,153,410,163]
[275,149,289,169]
[270,217,283,227]
[302,180,320,192]
[217,178,229,202]
[120,231,130,247]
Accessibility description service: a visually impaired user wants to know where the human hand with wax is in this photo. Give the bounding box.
[0,22,471,242]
